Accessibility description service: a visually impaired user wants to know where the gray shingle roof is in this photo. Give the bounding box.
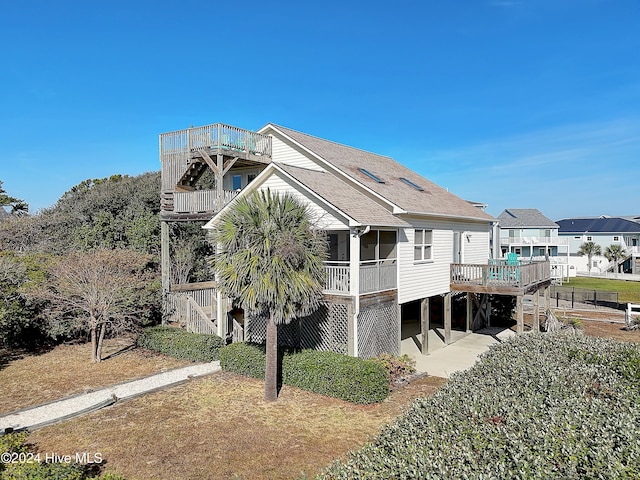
[497,209,558,228]
[276,164,409,227]
[267,125,495,222]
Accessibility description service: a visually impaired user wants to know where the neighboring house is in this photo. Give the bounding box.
[495,209,569,280]
[557,216,640,274]
[159,123,552,358]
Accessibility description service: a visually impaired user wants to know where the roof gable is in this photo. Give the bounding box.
[497,209,558,228]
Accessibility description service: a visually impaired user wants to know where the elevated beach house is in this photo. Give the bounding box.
[557,216,640,275]
[160,123,552,356]
[495,208,569,281]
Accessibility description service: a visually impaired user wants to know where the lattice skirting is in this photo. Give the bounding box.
[245,301,351,355]
[357,300,399,358]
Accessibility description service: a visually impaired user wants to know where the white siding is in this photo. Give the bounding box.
[258,171,348,230]
[270,136,325,171]
[397,219,490,304]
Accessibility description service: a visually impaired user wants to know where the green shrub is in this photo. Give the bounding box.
[319,333,640,479]
[282,349,389,404]
[219,343,389,404]
[219,342,266,379]
[136,326,224,362]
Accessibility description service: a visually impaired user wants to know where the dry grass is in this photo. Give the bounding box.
[28,372,446,480]
[0,338,192,414]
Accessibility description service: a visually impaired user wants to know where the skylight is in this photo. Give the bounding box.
[358,168,385,183]
[400,177,424,191]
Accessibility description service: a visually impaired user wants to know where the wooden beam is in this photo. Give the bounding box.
[516,295,524,334]
[160,221,170,326]
[533,289,540,332]
[197,149,221,176]
[444,293,452,345]
[420,297,429,355]
[170,280,218,292]
[222,157,240,176]
[466,293,473,332]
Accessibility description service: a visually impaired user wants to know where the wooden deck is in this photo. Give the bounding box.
[160,123,272,220]
[450,260,551,295]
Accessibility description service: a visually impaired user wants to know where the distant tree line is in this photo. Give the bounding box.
[0,173,211,361]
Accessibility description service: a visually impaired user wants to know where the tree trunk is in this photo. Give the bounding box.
[264,314,278,402]
[95,322,107,363]
[90,318,98,363]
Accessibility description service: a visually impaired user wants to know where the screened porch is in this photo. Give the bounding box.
[323,229,398,295]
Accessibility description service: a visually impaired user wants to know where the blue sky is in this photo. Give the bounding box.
[1,0,638,221]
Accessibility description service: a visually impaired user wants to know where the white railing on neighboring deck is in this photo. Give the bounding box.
[500,237,569,245]
[360,259,397,294]
[174,189,239,213]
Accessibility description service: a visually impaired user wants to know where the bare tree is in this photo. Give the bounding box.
[26,249,156,362]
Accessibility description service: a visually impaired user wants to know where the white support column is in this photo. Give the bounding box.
[350,229,361,357]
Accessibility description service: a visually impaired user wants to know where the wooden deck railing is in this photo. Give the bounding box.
[165,292,217,334]
[173,189,239,213]
[185,123,272,157]
[451,261,550,290]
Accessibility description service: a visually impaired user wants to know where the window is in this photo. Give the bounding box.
[586,236,592,241]
[414,229,433,261]
[399,177,424,191]
[247,173,257,184]
[358,168,385,183]
[613,236,619,241]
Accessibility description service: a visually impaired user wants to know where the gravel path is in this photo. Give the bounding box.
[0,362,220,432]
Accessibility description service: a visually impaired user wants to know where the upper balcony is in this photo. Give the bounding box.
[450,260,552,295]
[160,123,272,220]
[500,236,568,246]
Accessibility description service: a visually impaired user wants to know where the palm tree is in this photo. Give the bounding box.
[604,244,627,274]
[209,189,327,401]
[577,241,602,273]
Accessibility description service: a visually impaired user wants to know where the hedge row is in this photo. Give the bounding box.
[319,333,640,479]
[219,343,389,404]
[136,326,224,362]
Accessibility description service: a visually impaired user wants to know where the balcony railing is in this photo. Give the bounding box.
[174,189,239,213]
[451,260,550,291]
[500,236,568,245]
[324,261,350,294]
[323,260,397,295]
